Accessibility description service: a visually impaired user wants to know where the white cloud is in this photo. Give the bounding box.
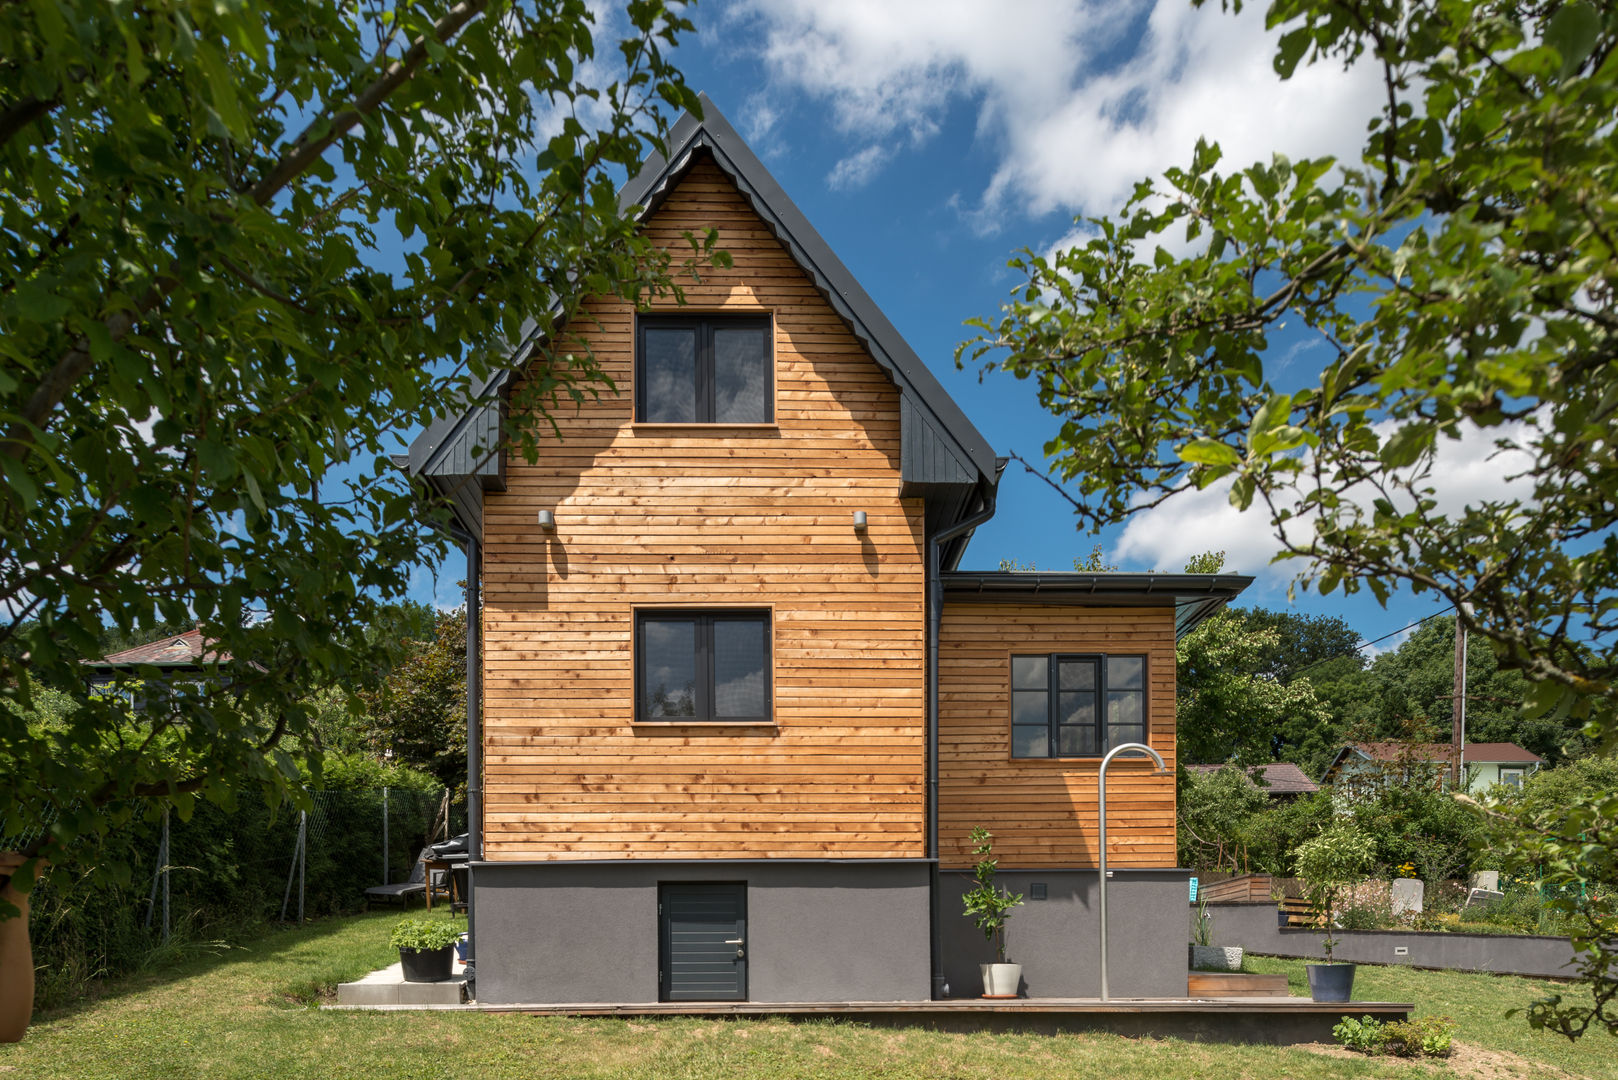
[1113,415,1546,580]
[826,144,889,190]
[730,0,1386,220]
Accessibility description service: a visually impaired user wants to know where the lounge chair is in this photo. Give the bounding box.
[364,847,430,908]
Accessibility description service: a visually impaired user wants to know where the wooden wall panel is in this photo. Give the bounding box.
[937,603,1179,870]
[480,156,926,860]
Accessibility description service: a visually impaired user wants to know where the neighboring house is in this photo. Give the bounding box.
[403,96,1252,1006]
[1322,740,1544,797]
[1184,762,1319,800]
[83,627,226,707]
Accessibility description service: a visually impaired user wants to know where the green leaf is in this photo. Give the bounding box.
[1378,422,1434,469]
[1545,1,1600,81]
[1179,438,1243,467]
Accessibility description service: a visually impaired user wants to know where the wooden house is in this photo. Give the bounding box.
[405,96,1251,1005]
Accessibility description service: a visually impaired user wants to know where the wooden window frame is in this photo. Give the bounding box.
[634,314,774,424]
[634,609,773,725]
[1009,652,1148,760]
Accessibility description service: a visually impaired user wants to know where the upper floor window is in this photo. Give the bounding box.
[636,610,771,723]
[635,315,773,424]
[1010,653,1146,758]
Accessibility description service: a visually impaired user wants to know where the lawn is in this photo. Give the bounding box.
[1,912,1611,1080]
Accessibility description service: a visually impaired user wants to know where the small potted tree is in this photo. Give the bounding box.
[1294,823,1376,1002]
[961,826,1025,997]
[390,917,463,982]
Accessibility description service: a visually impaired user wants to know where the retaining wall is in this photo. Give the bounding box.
[1198,901,1580,979]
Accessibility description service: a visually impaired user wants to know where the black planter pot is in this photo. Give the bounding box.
[400,945,455,983]
[1306,962,1356,1002]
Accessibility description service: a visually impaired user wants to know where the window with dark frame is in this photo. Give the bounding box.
[1010,654,1146,758]
[636,315,773,424]
[636,610,771,723]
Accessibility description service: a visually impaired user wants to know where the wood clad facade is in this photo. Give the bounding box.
[479,156,928,861]
[936,602,1179,870]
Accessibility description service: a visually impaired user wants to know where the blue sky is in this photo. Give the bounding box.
[406,0,1485,653]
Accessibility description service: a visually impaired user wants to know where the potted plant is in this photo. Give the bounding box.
[1189,895,1242,971]
[961,826,1024,997]
[390,917,463,982]
[1294,823,1376,1002]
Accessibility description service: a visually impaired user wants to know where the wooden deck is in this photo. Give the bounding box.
[328,993,1413,1043]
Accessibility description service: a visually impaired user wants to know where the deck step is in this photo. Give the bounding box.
[1187,972,1291,998]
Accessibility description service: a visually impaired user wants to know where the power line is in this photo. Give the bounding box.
[1280,606,1455,683]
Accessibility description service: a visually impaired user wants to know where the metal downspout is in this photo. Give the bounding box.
[463,532,482,990]
[927,481,996,999]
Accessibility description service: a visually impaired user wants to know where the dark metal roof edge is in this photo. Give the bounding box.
[940,572,1255,596]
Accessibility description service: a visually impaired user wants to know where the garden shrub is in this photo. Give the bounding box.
[1335,1014,1456,1058]
[1332,1015,1387,1053]
[1383,1016,1457,1057]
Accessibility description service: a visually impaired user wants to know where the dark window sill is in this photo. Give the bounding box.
[630,423,779,431]
[634,721,778,730]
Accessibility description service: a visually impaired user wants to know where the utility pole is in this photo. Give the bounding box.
[1452,617,1468,787]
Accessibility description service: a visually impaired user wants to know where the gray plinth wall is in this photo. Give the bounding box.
[473,860,932,1005]
[940,868,1192,999]
[1198,901,1580,978]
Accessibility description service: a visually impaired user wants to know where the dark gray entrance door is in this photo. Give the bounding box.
[659,882,747,1001]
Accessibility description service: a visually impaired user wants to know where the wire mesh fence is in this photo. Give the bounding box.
[12,785,466,1009]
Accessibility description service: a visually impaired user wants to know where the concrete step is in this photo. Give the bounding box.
[337,961,469,1007]
[1187,972,1292,998]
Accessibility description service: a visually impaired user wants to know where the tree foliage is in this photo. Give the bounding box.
[1179,608,1334,765]
[356,607,469,791]
[0,1,706,879]
[961,0,1618,747]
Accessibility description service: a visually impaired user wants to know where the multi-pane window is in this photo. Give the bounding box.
[636,315,773,424]
[636,611,771,723]
[1010,654,1146,758]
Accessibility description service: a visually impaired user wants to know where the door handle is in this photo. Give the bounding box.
[724,938,744,945]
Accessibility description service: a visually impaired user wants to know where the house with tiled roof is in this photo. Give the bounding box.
[1322,740,1544,796]
[1184,761,1319,799]
[83,627,229,706]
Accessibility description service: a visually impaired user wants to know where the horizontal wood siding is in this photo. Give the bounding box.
[480,156,926,860]
[937,603,1178,870]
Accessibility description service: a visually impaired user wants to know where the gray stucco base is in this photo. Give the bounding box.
[472,861,932,1005]
[940,869,1191,999]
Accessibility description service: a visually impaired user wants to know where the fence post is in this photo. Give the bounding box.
[297,809,307,925]
[160,807,170,944]
[382,786,389,886]
[280,810,306,923]
[144,816,163,931]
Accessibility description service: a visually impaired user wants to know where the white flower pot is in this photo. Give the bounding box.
[1190,945,1243,972]
[980,962,1022,997]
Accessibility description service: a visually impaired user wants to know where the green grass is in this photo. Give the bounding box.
[2,912,1612,1079]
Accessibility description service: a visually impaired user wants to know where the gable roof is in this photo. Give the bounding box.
[405,94,997,540]
[87,628,227,669]
[1185,761,1320,795]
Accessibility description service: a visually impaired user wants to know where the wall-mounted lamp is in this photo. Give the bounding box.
[537,509,555,532]
[852,510,868,532]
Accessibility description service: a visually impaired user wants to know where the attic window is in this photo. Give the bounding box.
[635,315,772,424]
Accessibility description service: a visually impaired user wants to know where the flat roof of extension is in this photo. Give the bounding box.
[940,572,1255,639]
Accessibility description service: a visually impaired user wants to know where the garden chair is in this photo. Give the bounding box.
[363,847,430,908]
